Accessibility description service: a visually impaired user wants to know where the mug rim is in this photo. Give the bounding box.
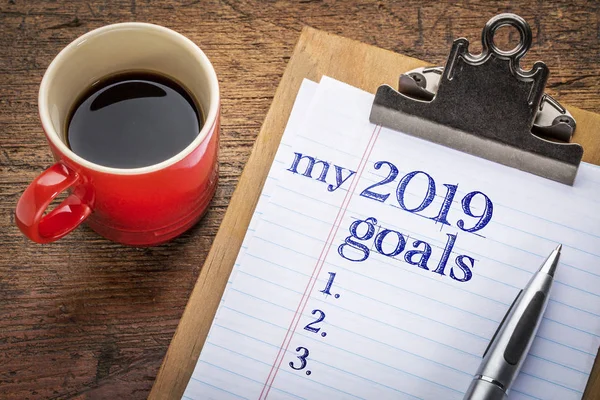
[38,22,220,176]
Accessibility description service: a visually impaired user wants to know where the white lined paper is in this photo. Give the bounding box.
[184,77,600,400]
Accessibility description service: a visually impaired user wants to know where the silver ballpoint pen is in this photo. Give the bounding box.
[463,244,562,400]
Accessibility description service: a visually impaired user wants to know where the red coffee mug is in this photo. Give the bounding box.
[15,23,220,246]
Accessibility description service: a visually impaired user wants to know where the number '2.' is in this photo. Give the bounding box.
[304,309,326,334]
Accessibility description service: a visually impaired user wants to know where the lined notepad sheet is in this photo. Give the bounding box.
[184,77,600,400]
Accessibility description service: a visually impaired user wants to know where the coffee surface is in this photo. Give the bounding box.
[67,72,202,169]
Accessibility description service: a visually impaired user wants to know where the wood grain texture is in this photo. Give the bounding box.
[1,1,599,399]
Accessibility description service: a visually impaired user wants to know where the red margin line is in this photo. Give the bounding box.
[259,125,382,399]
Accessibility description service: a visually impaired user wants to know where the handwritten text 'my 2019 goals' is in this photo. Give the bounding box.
[286,152,494,283]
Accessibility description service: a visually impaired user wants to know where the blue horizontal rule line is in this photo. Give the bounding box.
[275,182,600,282]
[204,341,366,399]
[248,243,509,308]
[236,267,486,349]
[212,323,425,400]
[370,249,600,318]
[248,237,598,354]
[280,152,600,261]
[295,133,361,159]
[362,164,600,239]
[244,254,599,363]
[217,308,468,395]
[217,305,580,398]
[198,360,306,399]
[238,256,488,342]
[228,286,475,375]
[534,334,596,356]
[189,377,249,399]
[493,189,600,230]
[254,225,600,335]
[467,233,600,275]
[468,230,600,275]
[230,274,591,381]
[528,353,587,375]
[256,221,505,322]
[550,297,600,319]
[544,316,600,338]
[263,218,329,243]
[242,254,481,357]
[260,219,497,323]
[370,135,600,210]
[519,370,583,394]
[283,140,600,239]
[273,215,513,299]
[556,279,600,301]
[506,389,543,400]
[303,350,424,400]
[266,193,524,292]
[275,182,351,209]
[271,202,333,225]
[490,218,600,260]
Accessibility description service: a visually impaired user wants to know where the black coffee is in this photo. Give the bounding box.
[66,71,202,168]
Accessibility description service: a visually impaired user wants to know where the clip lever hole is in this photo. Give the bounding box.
[483,14,532,59]
[492,24,521,54]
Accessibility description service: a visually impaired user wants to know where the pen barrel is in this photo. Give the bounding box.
[464,378,508,400]
[476,271,554,392]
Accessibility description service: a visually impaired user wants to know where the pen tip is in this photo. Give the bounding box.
[539,244,562,277]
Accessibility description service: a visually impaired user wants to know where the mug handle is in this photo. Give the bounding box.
[16,162,92,243]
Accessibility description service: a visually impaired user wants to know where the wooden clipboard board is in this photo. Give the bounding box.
[149,27,600,399]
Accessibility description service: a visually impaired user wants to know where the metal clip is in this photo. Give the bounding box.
[398,67,577,143]
[370,13,583,185]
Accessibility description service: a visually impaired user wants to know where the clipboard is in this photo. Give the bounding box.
[149,25,600,399]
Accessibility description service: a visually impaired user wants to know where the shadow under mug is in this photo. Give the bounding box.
[15,23,220,246]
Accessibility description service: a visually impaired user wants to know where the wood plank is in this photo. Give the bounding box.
[150,26,600,400]
[2,2,598,398]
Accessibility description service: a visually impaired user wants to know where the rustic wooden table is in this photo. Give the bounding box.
[1,1,599,399]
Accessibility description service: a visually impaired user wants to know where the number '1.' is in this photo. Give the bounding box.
[320,272,336,296]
